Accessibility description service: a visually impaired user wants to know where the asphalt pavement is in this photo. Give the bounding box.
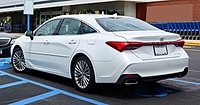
[0,46,200,105]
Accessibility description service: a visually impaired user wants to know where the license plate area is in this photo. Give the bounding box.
[153,45,168,56]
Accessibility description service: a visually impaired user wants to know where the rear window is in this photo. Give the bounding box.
[96,17,158,32]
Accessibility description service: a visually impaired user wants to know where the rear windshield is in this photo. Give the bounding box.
[96,17,158,32]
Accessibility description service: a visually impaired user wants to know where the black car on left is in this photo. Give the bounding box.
[0,32,16,58]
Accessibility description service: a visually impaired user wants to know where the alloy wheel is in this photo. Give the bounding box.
[12,49,26,72]
[74,60,90,89]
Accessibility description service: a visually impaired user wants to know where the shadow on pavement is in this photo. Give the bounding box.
[21,69,184,99]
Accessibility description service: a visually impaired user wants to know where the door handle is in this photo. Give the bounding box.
[87,42,95,45]
[69,40,77,44]
[44,40,49,44]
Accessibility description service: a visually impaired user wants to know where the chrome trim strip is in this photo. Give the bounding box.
[26,51,69,58]
[49,53,69,58]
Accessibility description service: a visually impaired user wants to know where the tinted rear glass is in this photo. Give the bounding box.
[96,17,158,32]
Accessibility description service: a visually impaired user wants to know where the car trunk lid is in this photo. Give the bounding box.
[112,30,183,60]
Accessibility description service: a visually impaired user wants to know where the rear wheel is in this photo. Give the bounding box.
[71,56,95,92]
[11,47,26,72]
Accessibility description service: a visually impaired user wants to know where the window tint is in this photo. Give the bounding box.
[35,19,60,36]
[96,17,158,32]
[59,19,81,35]
[80,22,97,34]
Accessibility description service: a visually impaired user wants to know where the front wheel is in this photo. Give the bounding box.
[11,47,26,72]
[71,56,95,92]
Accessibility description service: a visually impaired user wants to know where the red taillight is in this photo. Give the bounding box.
[106,41,144,52]
[106,40,184,52]
[123,74,137,77]
[144,40,185,47]
[174,40,185,48]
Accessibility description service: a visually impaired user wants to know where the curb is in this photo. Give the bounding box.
[184,40,200,46]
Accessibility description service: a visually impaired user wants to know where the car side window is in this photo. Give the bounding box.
[59,19,81,35]
[80,22,97,34]
[35,19,60,36]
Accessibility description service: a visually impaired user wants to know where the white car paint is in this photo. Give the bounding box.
[11,14,189,84]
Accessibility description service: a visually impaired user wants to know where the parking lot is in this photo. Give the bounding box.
[1,46,200,105]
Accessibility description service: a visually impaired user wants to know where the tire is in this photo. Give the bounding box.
[71,56,95,92]
[11,47,26,72]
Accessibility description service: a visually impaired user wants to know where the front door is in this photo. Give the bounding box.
[28,19,61,71]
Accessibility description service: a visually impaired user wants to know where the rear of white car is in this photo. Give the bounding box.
[93,16,189,85]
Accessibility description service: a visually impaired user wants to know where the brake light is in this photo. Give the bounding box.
[143,40,184,47]
[123,74,137,77]
[174,40,185,48]
[106,40,184,52]
[106,41,144,52]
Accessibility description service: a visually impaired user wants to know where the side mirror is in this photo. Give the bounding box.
[25,30,34,40]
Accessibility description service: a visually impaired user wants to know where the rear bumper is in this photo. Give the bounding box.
[94,49,189,84]
[116,67,188,85]
[122,57,189,78]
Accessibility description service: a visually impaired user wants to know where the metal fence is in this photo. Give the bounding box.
[150,22,200,40]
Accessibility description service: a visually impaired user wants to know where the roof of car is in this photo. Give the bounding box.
[38,14,137,33]
[52,14,131,20]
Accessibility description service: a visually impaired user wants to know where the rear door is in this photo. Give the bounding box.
[48,18,82,74]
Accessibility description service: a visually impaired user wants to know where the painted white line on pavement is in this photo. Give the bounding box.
[189,70,200,73]
[185,49,200,52]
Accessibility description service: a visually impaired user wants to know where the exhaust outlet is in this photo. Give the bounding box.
[125,79,138,85]
[178,67,188,78]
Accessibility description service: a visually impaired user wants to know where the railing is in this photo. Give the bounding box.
[150,22,200,40]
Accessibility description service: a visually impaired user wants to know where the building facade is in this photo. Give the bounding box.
[137,0,200,22]
[0,0,164,32]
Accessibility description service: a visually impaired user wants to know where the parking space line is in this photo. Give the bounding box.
[58,90,107,105]
[169,79,200,85]
[9,91,61,105]
[28,80,108,105]
[0,70,107,105]
[190,69,200,73]
[0,81,28,89]
[0,73,5,76]
[0,71,27,81]
[185,49,200,52]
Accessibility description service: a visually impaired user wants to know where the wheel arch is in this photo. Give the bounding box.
[70,53,96,81]
[11,45,23,55]
[13,45,22,50]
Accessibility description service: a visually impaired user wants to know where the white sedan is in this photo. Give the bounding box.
[11,14,189,92]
